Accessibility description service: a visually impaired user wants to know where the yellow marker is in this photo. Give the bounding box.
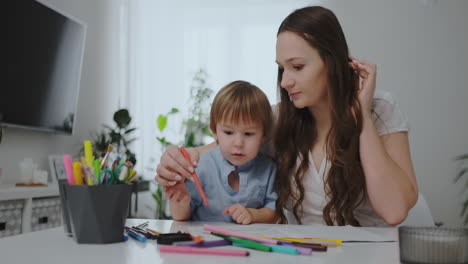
[125,170,137,184]
[72,161,84,185]
[251,234,342,246]
[83,140,94,170]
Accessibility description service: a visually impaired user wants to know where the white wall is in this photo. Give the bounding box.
[0,0,123,184]
[320,0,468,227]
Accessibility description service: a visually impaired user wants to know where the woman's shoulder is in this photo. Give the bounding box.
[372,90,409,136]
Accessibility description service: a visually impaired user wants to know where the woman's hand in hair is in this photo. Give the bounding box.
[349,57,377,119]
[155,145,199,186]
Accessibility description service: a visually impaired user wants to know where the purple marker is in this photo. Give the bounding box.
[174,239,232,248]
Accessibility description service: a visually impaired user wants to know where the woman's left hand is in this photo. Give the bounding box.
[349,57,377,118]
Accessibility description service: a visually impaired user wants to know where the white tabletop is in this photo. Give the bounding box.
[0,219,401,264]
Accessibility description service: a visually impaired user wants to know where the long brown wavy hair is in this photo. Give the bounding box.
[274,6,366,226]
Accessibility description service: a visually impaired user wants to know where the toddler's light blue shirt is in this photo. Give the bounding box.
[185,146,277,222]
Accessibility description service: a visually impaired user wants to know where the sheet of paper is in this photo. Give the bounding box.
[169,222,395,242]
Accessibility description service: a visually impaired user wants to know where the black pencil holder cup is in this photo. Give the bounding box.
[59,182,132,244]
[58,180,73,237]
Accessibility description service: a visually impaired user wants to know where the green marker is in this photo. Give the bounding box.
[270,245,299,255]
[212,233,272,252]
[93,159,101,184]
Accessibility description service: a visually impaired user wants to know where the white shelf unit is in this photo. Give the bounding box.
[0,184,60,235]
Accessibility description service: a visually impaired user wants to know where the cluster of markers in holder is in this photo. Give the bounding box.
[63,140,137,185]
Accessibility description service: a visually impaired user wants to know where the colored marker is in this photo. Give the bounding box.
[93,159,101,183]
[269,245,299,255]
[135,221,149,229]
[72,161,83,185]
[211,233,271,252]
[204,224,278,245]
[83,140,94,170]
[232,242,298,255]
[180,147,208,206]
[146,228,162,236]
[127,228,147,243]
[63,155,75,185]
[278,242,313,256]
[174,239,232,248]
[291,242,327,252]
[259,235,341,245]
[159,245,249,257]
[125,227,154,239]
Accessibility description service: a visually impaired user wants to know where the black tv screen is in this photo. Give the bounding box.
[3,0,86,134]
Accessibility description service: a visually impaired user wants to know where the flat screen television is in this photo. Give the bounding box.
[3,0,86,134]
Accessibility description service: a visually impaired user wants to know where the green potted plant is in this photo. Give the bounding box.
[183,68,213,147]
[84,108,137,165]
[455,153,468,225]
[152,68,214,219]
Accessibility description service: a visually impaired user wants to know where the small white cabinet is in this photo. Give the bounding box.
[0,184,62,237]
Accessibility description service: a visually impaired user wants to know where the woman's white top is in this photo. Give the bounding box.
[281,91,410,226]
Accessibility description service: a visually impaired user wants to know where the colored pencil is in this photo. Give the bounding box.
[159,245,249,256]
[180,147,208,206]
[204,224,278,245]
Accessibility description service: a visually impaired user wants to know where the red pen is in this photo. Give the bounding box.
[179,147,209,207]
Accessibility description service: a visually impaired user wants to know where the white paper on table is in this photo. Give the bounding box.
[169,222,395,242]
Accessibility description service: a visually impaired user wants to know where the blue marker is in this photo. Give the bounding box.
[127,228,147,242]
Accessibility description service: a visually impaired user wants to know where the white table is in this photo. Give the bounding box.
[0,219,401,264]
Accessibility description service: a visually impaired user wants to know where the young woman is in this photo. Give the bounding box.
[155,6,418,227]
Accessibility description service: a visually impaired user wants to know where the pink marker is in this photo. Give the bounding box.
[204,224,278,245]
[159,245,249,257]
[63,155,75,185]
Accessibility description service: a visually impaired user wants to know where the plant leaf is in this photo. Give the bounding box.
[124,128,137,134]
[461,199,468,225]
[455,153,468,161]
[109,131,121,143]
[114,109,131,129]
[156,137,172,147]
[455,168,468,183]
[169,108,179,115]
[157,115,167,131]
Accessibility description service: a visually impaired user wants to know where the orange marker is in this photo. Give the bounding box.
[180,147,209,207]
[146,228,161,236]
[193,235,203,243]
